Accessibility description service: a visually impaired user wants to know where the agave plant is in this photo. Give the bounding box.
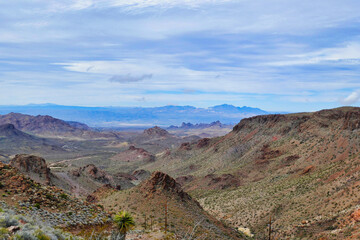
[113,211,135,240]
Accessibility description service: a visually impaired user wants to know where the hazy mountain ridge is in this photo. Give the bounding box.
[168,120,233,130]
[0,104,269,127]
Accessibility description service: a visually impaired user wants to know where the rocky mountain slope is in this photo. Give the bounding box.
[100,171,247,239]
[9,154,138,198]
[1,155,246,239]
[0,161,111,229]
[140,107,360,239]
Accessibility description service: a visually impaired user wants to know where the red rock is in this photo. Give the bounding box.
[301,165,315,175]
[351,209,360,222]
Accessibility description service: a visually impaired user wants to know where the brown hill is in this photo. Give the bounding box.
[0,124,64,156]
[143,126,170,137]
[127,126,200,154]
[100,171,245,239]
[107,146,155,173]
[141,107,360,239]
[0,112,118,140]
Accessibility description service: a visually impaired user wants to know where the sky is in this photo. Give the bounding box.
[1,0,360,112]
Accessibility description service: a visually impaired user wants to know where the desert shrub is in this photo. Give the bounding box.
[34,203,41,209]
[1,205,80,240]
[35,229,51,240]
[0,227,9,239]
[59,193,68,200]
[0,182,4,189]
[45,194,54,200]
[0,213,19,227]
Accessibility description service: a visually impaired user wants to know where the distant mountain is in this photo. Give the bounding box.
[209,104,267,114]
[0,104,269,127]
[0,112,118,140]
[168,120,233,130]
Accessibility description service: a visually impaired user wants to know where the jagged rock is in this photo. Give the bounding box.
[10,154,51,185]
[70,164,111,183]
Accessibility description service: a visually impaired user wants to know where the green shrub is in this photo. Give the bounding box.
[35,229,51,240]
[59,193,68,199]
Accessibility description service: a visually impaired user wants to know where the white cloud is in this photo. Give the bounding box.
[341,91,360,105]
[270,42,360,66]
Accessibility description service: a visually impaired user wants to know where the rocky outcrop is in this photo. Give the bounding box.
[0,163,110,228]
[140,171,192,201]
[196,138,211,148]
[70,164,112,184]
[10,154,51,185]
[179,142,191,150]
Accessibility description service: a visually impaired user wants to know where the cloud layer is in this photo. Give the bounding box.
[0,0,360,111]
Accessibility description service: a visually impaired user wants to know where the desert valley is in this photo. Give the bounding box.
[1,0,360,239]
[1,106,360,239]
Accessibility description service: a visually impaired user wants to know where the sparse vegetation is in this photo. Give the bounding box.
[113,211,135,240]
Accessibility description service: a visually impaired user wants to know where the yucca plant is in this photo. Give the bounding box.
[113,211,135,240]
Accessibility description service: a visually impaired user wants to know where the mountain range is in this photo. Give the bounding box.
[0,104,269,127]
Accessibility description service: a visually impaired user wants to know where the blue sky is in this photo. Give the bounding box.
[1,0,360,112]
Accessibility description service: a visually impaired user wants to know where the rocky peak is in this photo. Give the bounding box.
[143,126,169,137]
[140,171,192,201]
[10,154,51,185]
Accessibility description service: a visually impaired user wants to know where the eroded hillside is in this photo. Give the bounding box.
[141,107,360,239]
